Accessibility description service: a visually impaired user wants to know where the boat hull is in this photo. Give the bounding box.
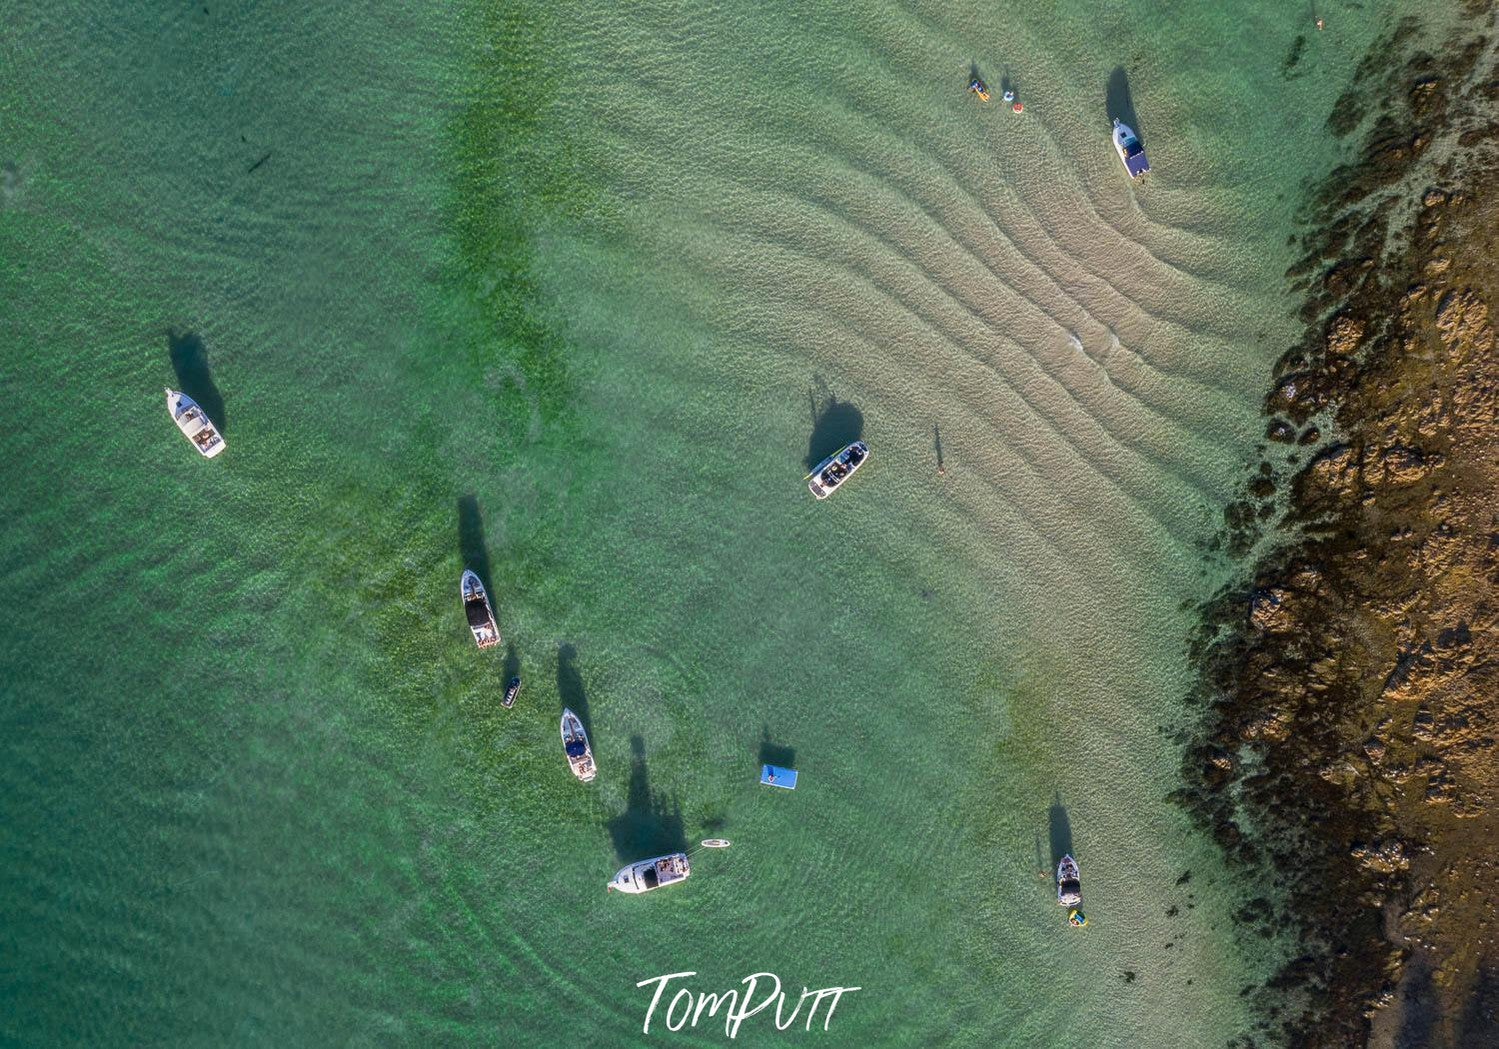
[1057,855,1082,907]
[165,388,225,458]
[561,708,596,782]
[461,569,500,649]
[1112,120,1150,179]
[808,440,869,499]
[608,853,690,894]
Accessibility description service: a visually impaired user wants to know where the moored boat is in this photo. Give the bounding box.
[461,569,500,649]
[502,676,521,709]
[165,388,225,458]
[607,852,690,894]
[1112,119,1149,178]
[807,440,869,499]
[1057,854,1082,907]
[561,707,596,782]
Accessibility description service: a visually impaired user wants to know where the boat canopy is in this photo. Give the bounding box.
[565,738,587,757]
[1124,147,1150,177]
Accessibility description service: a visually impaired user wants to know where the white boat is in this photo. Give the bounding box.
[165,388,225,458]
[808,440,869,499]
[608,852,690,894]
[461,569,500,649]
[561,707,595,782]
[1112,119,1149,179]
[1057,855,1082,907]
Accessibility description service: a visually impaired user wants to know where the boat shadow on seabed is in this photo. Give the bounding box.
[557,643,592,735]
[1048,793,1075,878]
[168,330,227,433]
[1105,66,1144,146]
[605,736,687,863]
[457,495,493,595]
[804,383,863,472]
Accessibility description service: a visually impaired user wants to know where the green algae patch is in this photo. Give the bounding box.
[447,1,613,430]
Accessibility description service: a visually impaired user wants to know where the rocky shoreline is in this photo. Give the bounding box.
[1179,11,1498,1047]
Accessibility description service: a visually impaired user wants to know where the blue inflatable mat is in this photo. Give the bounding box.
[760,764,797,790]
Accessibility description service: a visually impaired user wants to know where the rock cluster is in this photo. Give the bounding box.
[1179,14,1499,1047]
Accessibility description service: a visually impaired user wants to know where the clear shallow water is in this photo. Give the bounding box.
[1,2,1407,1045]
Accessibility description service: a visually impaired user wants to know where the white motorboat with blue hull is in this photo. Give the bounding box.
[1112,119,1149,178]
[561,707,596,782]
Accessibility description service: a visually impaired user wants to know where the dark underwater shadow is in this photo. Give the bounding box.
[933,422,945,473]
[1106,66,1143,144]
[757,725,796,770]
[557,643,590,735]
[1457,965,1499,1042]
[804,383,864,471]
[457,495,493,594]
[1048,793,1074,872]
[1395,959,1439,1048]
[605,735,687,863]
[168,330,226,432]
[502,641,520,684]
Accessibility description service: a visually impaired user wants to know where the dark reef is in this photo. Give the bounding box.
[1179,11,1499,1047]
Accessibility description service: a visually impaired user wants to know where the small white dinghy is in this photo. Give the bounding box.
[461,569,500,649]
[608,852,690,894]
[561,707,596,782]
[165,388,225,458]
[807,440,869,499]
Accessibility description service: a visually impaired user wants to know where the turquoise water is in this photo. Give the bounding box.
[2,2,1413,1045]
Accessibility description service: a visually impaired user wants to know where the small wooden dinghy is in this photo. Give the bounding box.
[1057,854,1082,907]
[608,852,690,894]
[501,676,521,709]
[165,388,225,458]
[807,440,869,499]
[461,570,500,649]
[760,764,798,789]
[561,707,596,782]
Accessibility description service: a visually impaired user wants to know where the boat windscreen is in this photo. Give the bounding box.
[465,599,492,628]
